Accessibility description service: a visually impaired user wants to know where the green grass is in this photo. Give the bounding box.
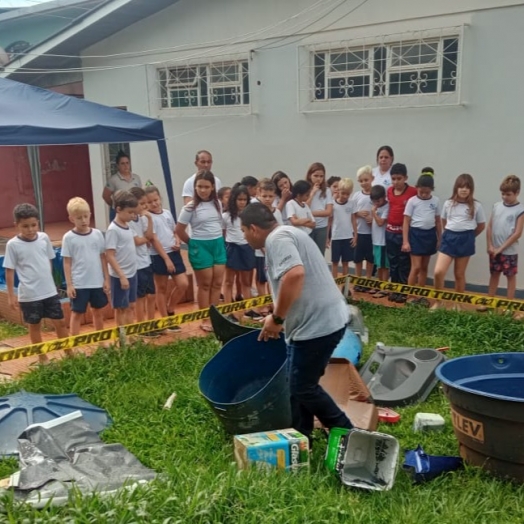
[1,304,524,523]
[0,320,27,341]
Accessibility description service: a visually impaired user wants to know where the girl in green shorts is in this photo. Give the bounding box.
[176,170,226,333]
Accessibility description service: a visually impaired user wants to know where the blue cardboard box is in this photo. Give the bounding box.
[234,428,309,471]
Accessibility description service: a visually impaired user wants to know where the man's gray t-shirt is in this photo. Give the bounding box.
[265,226,349,343]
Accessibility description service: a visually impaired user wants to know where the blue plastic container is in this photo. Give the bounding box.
[331,328,362,364]
[199,331,291,434]
[0,390,112,456]
[436,353,524,481]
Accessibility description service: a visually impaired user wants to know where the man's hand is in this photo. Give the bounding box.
[258,314,284,342]
[120,276,130,290]
[103,278,110,295]
[67,285,76,299]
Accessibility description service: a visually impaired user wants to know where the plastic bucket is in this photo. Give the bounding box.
[339,429,400,491]
[436,353,524,481]
[199,331,291,434]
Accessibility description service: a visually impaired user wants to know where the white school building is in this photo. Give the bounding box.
[4,0,524,291]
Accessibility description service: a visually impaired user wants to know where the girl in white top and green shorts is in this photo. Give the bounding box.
[176,171,227,333]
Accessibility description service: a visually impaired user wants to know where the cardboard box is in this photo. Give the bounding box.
[317,360,379,432]
[234,428,309,471]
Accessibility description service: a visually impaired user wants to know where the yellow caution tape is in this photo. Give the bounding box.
[1,274,521,363]
[0,294,274,363]
[336,275,524,311]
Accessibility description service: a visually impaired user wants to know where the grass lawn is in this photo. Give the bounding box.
[1,303,524,522]
[0,320,27,341]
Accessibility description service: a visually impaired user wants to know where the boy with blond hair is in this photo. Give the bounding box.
[329,178,357,278]
[3,203,69,362]
[62,197,109,335]
[352,165,374,291]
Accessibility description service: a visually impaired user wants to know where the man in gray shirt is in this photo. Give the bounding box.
[240,203,353,440]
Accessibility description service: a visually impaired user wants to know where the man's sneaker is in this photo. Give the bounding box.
[244,310,264,321]
[167,325,182,333]
[227,314,239,324]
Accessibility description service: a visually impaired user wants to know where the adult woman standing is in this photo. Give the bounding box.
[176,171,226,333]
[102,151,142,221]
[372,146,394,189]
[305,162,333,256]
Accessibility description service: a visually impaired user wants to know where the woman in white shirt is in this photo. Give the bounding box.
[372,145,394,189]
[272,171,293,224]
[305,162,333,256]
[176,171,226,332]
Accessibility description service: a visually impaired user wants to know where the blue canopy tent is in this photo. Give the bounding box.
[0,77,176,226]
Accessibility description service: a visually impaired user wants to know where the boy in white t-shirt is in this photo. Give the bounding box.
[3,203,68,362]
[62,197,109,336]
[370,184,390,292]
[485,175,524,304]
[105,190,139,327]
[254,179,283,314]
[352,166,374,291]
[129,187,158,336]
[328,178,357,279]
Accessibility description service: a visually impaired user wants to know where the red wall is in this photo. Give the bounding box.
[0,145,93,228]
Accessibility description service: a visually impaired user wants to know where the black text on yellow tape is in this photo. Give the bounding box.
[3,274,523,363]
[0,295,276,363]
[340,275,524,311]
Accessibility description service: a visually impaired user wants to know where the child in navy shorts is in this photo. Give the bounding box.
[329,178,357,279]
[3,203,69,362]
[402,171,441,304]
[222,184,258,320]
[352,166,374,291]
[62,197,109,335]
[145,185,188,331]
[105,190,139,326]
[129,187,159,336]
[432,174,486,309]
[252,179,283,315]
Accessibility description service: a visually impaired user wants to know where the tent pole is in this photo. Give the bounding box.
[156,140,176,218]
[27,146,44,230]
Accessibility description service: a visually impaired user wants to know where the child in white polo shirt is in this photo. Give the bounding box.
[105,190,139,326]
[484,175,524,304]
[145,185,188,332]
[3,203,69,362]
[129,186,160,336]
[62,197,109,335]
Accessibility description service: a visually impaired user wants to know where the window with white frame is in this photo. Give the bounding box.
[158,59,250,109]
[299,28,462,111]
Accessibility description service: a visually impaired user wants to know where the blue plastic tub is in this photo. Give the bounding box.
[199,331,291,434]
[436,353,524,481]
